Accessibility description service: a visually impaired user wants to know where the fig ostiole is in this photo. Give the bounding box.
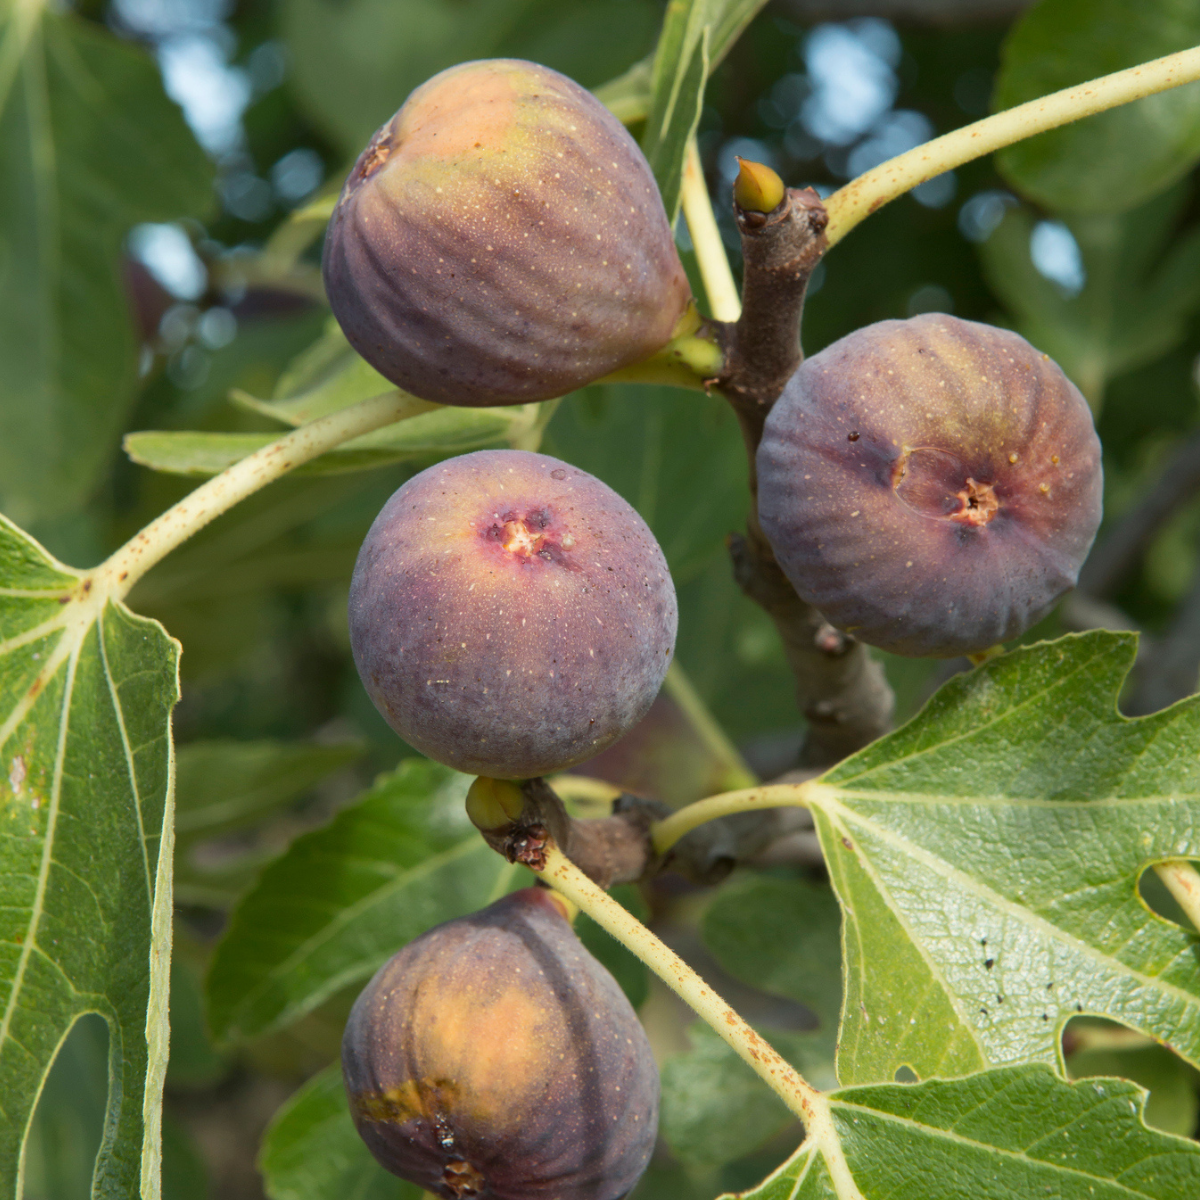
[756,314,1103,658]
[343,887,659,1200]
[348,449,678,779]
[323,58,692,408]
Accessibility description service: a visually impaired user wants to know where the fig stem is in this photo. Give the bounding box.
[1153,860,1200,934]
[537,842,822,1123]
[101,392,423,599]
[650,782,822,855]
[663,660,758,790]
[824,45,1200,247]
[681,138,741,323]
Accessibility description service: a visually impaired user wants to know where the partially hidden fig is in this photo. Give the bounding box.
[756,314,1103,657]
[323,58,692,407]
[343,887,659,1200]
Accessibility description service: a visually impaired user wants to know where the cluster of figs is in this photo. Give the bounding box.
[325,58,1103,1199]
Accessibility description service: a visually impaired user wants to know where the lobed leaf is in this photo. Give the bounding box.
[205,759,525,1045]
[0,8,212,523]
[0,515,180,1197]
[805,631,1200,1086]
[733,1064,1200,1200]
[994,0,1200,214]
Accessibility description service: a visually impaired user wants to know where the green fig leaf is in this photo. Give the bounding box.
[732,1065,1200,1200]
[0,9,212,523]
[978,190,1200,407]
[800,632,1200,1086]
[643,4,710,222]
[994,0,1200,214]
[205,759,526,1045]
[122,407,538,478]
[0,515,180,1197]
[282,0,661,155]
[259,1062,414,1200]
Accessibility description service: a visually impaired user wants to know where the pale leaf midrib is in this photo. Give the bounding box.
[819,806,990,1072]
[0,628,80,1055]
[97,611,153,898]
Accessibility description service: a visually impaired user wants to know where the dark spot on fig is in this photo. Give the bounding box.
[984,958,994,969]
[848,431,859,441]
[343,888,658,1200]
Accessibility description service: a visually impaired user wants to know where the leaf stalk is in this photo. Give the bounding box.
[537,843,820,1123]
[651,781,824,854]
[824,45,1200,246]
[101,392,419,599]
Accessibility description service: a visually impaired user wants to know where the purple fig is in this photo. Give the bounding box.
[323,59,692,407]
[756,314,1103,657]
[348,449,677,778]
[343,887,659,1200]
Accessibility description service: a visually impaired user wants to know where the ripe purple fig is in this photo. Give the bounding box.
[348,449,677,778]
[756,314,1103,657]
[323,58,692,407]
[343,887,659,1200]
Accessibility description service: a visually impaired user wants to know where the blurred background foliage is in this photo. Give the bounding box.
[10,0,1200,1195]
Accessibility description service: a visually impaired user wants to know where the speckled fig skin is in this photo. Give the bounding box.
[757,314,1103,657]
[343,887,659,1200]
[349,449,677,777]
[323,59,692,407]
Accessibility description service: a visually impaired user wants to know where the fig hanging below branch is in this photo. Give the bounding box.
[756,314,1104,658]
[323,58,693,407]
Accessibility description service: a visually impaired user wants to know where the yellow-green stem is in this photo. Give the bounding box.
[825,46,1200,247]
[537,843,820,1125]
[101,392,421,599]
[681,138,741,322]
[1153,859,1200,934]
[651,782,823,855]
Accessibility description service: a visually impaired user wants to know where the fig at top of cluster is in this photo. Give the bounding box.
[323,58,693,408]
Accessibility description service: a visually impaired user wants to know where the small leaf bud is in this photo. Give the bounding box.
[733,158,786,214]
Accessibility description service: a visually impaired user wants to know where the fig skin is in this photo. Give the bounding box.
[323,58,692,407]
[348,449,677,778]
[342,887,659,1200]
[756,314,1103,658]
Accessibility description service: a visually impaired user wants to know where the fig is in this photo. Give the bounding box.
[348,449,677,778]
[343,887,659,1200]
[756,314,1103,657]
[323,58,692,407]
